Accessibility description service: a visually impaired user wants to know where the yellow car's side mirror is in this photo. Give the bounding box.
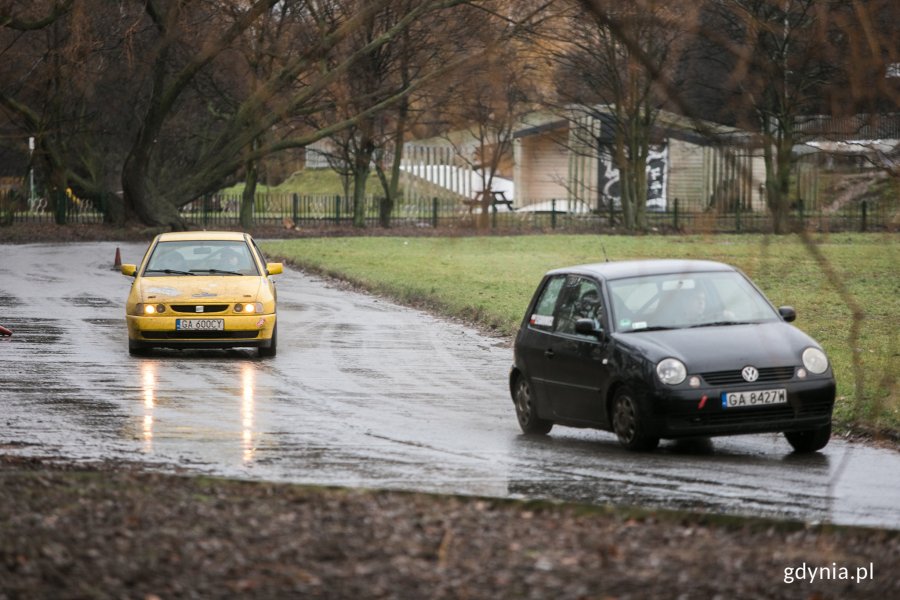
[266,262,283,276]
[121,264,137,277]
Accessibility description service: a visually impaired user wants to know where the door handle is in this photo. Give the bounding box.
[544,349,555,358]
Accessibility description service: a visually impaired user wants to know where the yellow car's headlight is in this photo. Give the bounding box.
[234,302,264,314]
[135,303,166,316]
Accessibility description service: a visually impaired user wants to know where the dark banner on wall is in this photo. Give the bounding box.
[598,144,668,211]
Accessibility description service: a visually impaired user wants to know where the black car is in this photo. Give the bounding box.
[510,260,835,452]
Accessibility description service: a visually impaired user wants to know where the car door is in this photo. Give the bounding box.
[516,275,566,409]
[543,276,612,424]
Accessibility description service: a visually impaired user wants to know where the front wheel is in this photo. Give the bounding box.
[128,339,149,357]
[258,324,277,358]
[611,387,659,451]
[784,422,831,453]
[513,375,552,435]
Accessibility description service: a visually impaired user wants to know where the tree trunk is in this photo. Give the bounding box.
[763,140,794,235]
[374,161,393,228]
[352,147,373,228]
[241,159,258,229]
[376,102,408,228]
[122,151,185,229]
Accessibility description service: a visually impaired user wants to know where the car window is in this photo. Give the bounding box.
[143,241,260,276]
[529,275,565,331]
[554,277,603,337]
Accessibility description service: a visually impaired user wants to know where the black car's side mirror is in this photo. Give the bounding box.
[575,318,605,339]
[778,306,797,322]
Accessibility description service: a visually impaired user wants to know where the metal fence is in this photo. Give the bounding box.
[0,189,108,225]
[1,190,896,233]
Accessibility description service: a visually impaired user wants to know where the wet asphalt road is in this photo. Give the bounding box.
[1,242,899,530]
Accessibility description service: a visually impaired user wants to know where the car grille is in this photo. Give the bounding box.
[670,394,833,426]
[141,331,259,339]
[170,304,229,313]
[701,366,796,386]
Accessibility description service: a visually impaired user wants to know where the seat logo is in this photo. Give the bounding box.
[741,366,759,382]
[196,305,204,313]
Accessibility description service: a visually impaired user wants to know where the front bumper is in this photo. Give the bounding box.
[646,377,835,438]
[127,313,276,349]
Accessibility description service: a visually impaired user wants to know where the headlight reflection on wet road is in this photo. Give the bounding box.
[137,356,259,465]
[241,362,256,464]
[141,360,157,453]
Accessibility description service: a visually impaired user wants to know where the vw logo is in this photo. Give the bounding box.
[741,366,759,382]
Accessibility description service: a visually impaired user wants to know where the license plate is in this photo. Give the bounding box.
[176,319,224,331]
[721,388,787,408]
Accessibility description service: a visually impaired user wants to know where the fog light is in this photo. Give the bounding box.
[144,304,156,315]
[234,303,243,313]
[689,376,701,388]
[156,304,165,313]
[245,303,256,314]
[797,368,807,379]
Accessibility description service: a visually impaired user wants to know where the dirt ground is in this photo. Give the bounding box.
[2,223,898,598]
[1,454,897,600]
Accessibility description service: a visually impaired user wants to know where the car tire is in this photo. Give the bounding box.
[784,422,831,453]
[128,339,149,356]
[513,375,552,435]
[258,324,277,358]
[611,387,659,451]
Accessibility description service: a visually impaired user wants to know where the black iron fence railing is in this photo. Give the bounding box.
[1,191,895,233]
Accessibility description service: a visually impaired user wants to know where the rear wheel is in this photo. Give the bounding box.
[513,375,552,435]
[784,422,831,453]
[611,387,659,451]
[258,324,277,358]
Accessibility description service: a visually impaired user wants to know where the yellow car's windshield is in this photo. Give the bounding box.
[143,240,259,276]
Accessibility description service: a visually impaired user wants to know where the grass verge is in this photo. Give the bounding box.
[262,232,899,437]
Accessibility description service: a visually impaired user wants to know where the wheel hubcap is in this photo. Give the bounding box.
[516,381,532,423]
[614,396,636,443]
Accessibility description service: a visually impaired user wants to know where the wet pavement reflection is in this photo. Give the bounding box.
[1,242,899,530]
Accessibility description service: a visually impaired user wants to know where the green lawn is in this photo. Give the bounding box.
[261,233,899,434]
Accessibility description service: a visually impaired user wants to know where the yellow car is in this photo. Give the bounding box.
[121,231,283,357]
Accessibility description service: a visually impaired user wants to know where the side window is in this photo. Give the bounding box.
[529,276,565,331]
[555,277,603,337]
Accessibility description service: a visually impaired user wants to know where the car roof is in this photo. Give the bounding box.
[155,231,249,243]
[546,259,736,281]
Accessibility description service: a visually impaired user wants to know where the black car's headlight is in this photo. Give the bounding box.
[657,358,687,385]
[802,347,829,374]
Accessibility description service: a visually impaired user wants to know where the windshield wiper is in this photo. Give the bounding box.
[145,268,194,276]
[192,268,243,276]
[624,325,677,333]
[688,321,756,328]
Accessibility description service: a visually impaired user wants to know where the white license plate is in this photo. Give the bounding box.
[721,388,787,408]
[176,319,224,331]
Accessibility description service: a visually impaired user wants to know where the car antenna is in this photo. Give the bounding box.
[601,242,610,262]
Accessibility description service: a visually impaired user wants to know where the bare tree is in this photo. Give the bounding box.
[548,0,690,231]
[1,0,502,229]
[439,51,535,229]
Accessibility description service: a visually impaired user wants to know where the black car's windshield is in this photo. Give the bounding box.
[143,240,259,277]
[607,271,779,333]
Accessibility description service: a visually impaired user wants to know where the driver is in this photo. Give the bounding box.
[218,249,242,271]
